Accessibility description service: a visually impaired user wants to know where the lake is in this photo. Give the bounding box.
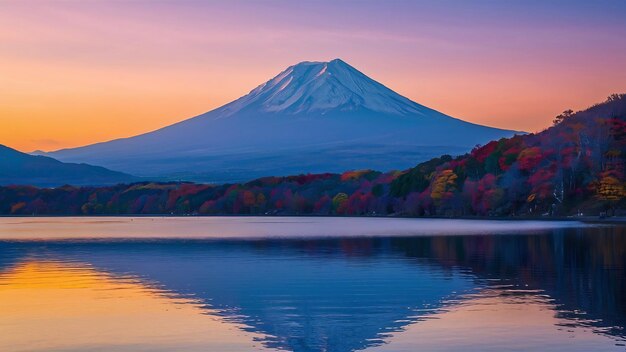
[0,217,624,351]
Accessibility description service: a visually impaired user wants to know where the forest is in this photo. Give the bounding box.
[1,95,624,217]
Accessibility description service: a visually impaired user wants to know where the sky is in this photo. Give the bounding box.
[2,0,626,152]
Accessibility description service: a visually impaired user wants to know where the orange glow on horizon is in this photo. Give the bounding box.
[1,1,625,152]
[2,59,620,153]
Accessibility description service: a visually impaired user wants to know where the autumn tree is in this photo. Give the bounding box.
[553,109,574,126]
[332,193,349,214]
[430,170,458,207]
[597,170,626,215]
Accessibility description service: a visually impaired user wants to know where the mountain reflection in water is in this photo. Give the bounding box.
[0,223,624,351]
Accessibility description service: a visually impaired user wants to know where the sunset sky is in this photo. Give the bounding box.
[2,0,626,152]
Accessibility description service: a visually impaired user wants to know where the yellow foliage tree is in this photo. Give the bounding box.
[430,170,458,204]
[332,193,349,213]
[597,172,626,201]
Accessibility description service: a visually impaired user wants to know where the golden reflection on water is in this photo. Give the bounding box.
[0,260,275,352]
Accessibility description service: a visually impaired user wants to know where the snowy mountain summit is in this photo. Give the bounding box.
[47,59,520,182]
[220,59,424,117]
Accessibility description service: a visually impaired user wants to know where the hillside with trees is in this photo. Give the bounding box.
[1,95,624,217]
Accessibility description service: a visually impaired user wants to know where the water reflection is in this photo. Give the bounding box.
[0,224,624,351]
[372,288,620,352]
[0,261,274,352]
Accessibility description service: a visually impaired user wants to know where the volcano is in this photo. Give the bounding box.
[46,59,519,182]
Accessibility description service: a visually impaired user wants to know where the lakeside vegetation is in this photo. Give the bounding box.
[2,95,624,217]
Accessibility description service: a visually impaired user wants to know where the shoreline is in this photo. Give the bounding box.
[1,213,624,224]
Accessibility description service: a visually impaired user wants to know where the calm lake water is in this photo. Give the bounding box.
[0,217,624,352]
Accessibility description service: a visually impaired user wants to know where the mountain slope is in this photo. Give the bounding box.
[47,59,519,182]
[0,144,138,187]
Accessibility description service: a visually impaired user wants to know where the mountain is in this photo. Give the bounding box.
[5,94,623,216]
[46,59,519,182]
[0,144,138,187]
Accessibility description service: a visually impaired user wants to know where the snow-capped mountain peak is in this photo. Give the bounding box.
[219,59,424,117]
[47,58,518,183]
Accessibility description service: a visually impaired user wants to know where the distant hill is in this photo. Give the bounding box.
[1,94,623,216]
[45,59,518,183]
[0,144,138,187]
